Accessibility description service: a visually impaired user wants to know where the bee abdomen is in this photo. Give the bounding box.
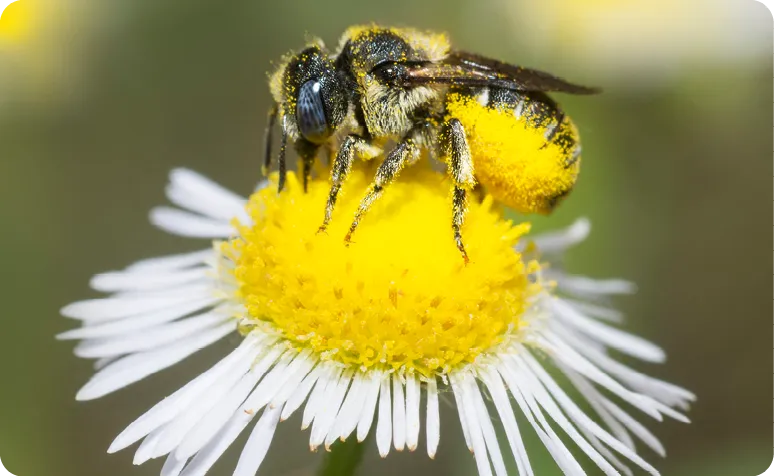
[444,87,581,215]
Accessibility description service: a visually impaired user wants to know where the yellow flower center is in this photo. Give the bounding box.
[222,166,540,376]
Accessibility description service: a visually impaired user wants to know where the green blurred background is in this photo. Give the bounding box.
[0,0,771,475]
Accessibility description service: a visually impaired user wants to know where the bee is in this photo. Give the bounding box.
[264,25,599,262]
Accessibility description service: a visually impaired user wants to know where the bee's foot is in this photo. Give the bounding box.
[317,225,328,235]
[456,243,470,265]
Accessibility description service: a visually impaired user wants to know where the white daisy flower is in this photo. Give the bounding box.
[60,166,694,476]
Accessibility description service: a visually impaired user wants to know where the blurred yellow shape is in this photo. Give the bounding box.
[0,0,31,42]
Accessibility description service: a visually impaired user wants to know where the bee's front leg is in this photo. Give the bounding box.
[345,136,418,244]
[443,118,476,264]
[295,139,320,193]
[262,105,278,177]
[318,134,369,233]
[277,127,289,193]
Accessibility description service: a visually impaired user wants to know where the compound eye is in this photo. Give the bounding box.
[296,80,329,143]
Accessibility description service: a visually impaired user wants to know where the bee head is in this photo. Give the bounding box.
[278,45,348,144]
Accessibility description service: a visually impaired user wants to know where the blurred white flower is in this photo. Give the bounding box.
[502,0,769,82]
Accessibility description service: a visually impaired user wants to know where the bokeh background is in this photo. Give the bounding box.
[0,0,771,475]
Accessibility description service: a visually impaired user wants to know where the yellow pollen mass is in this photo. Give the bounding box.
[446,93,580,214]
[221,167,541,376]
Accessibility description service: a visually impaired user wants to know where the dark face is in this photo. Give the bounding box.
[285,46,348,144]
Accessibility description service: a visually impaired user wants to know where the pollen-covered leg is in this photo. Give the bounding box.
[452,188,469,263]
[319,135,367,233]
[345,138,418,243]
[444,118,476,263]
[295,139,320,193]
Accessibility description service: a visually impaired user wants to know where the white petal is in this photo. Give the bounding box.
[62,292,211,322]
[558,330,690,426]
[405,374,420,452]
[239,349,298,412]
[232,406,282,476]
[302,366,339,430]
[522,352,661,475]
[465,373,507,476]
[181,367,290,476]
[392,374,406,452]
[281,364,325,421]
[175,377,256,460]
[498,359,585,476]
[538,334,662,420]
[554,274,636,297]
[551,298,665,363]
[327,374,365,447]
[529,217,590,253]
[134,427,165,464]
[563,369,636,451]
[127,249,212,273]
[150,207,235,238]
[480,368,533,476]
[270,354,317,410]
[178,412,252,476]
[115,282,214,299]
[175,347,285,460]
[643,397,690,423]
[91,267,210,293]
[108,335,259,453]
[151,345,274,458]
[603,399,665,457]
[356,371,382,442]
[450,373,473,452]
[161,451,187,476]
[57,298,219,340]
[426,377,440,459]
[511,354,619,476]
[166,168,248,223]
[376,374,392,458]
[564,298,624,323]
[561,331,694,408]
[310,371,352,450]
[453,373,492,476]
[76,322,235,400]
[94,356,118,370]
[73,312,228,358]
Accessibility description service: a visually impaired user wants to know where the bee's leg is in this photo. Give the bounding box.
[345,138,418,243]
[443,118,476,263]
[261,105,278,176]
[277,127,289,193]
[319,134,367,233]
[295,139,320,193]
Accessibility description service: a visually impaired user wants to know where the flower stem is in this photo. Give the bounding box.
[317,436,367,476]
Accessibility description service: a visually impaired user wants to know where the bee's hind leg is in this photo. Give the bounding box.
[443,118,476,264]
[344,136,418,243]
